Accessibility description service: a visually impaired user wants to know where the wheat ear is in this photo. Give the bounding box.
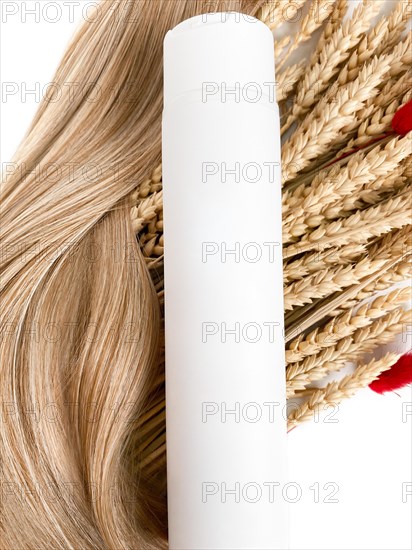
[259,0,308,30]
[287,353,401,429]
[281,0,382,134]
[277,0,335,69]
[375,0,412,56]
[344,84,412,152]
[287,308,410,397]
[312,0,348,59]
[285,286,411,363]
[283,186,411,259]
[282,135,412,241]
[282,55,392,182]
[284,240,411,341]
[277,61,305,103]
[283,243,366,283]
[275,35,291,61]
[337,0,411,86]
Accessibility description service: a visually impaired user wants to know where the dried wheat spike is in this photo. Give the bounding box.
[283,243,366,283]
[291,33,411,167]
[361,260,412,294]
[287,308,410,397]
[277,0,335,70]
[131,190,163,234]
[344,90,412,153]
[259,0,308,31]
[282,0,382,133]
[338,17,389,86]
[334,71,411,159]
[339,32,412,137]
[282,56,392,182]
[327,147,410,217]
[285,286,411,362]
[284,254,396,311]
[348,308,411,358]
[313,0,348,59]
[287,353,400,428]
[376,225,411,259]
[285,225,411,312]
[355,67,411,131]
[283,135,411,242]
[304,36,411,167]
[332,259,412,315]
[352,307,412,350]
[133,162,162,202]
[375,70,412,109]
[342,170,409,213]
[277,61,305,103]
[283,186,411,258]
[404,159,412,179]
[375,0,412,56]
[328,227,412,314]
[275,35,291,61]
[338,0,411,86]
[288,289,410,364]
[388,31,412,78]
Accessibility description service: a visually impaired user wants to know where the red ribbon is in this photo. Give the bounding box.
[391,99,412,135]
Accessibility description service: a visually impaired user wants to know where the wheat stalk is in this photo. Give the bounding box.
[283,135,412,242]
[330,257,411,316]
[259,0,308,30]
[287,353,401,428]
[349,65,412,139]
[285,286,411,363]
[375,70,412,110]
[277,0,335,69]
[275,35,291,61]
[306,33,411,164]
[283,243,366,283]
[389,31,412,78]
[343,85,412,153]
[283,186,411,259]
[341,168,409,214]
[312,0,348,58]
[376,0,412,56]
[281,0,382,134]
[340,31,412,136]
[337,0,411,86]
[284,234,411,341]
[283,230,410,311]
[131,190,162,232]
[284,256,395,311]
[360,261,412,295]
[290,31,411,168]
[294,238,412,317]
[287,307,411,397]
[277,61,305,102]
[338,17,390,86]
[282,55,393,182]
[352,306,411,350]
[286,292,410,388]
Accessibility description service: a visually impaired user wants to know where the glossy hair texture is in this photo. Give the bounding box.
[0,1,265,548]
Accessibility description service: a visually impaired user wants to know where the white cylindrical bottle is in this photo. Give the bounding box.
[163,13,288,550]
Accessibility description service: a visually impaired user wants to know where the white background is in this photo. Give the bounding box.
[1,1,411,549]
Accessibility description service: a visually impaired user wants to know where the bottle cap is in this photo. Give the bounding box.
[163,12,275,107]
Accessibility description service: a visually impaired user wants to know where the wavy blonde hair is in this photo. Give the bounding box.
[0,1,266,548]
